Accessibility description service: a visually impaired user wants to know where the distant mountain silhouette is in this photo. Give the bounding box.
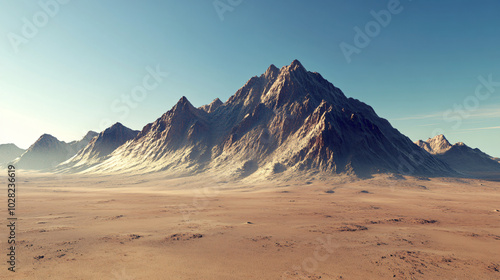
[416,135,500,180]
[11,131,96,170]
[0,143,25,167]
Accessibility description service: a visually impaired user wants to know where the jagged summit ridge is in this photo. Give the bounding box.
[199,98,223,113]
[416,134,500,180]
[172,96,195,112]
[264,64,279,77]
[35,134,59,145]
[416,134,452,154]
[288,59,306,72]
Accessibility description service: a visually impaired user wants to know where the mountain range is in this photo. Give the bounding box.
[2,60,498,180]
[416,135,500,180]
[74,60,452,179]
[10,131,97,170]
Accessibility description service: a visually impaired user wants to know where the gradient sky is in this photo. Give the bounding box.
[1,0,499,156]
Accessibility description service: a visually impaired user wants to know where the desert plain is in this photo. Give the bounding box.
[2,172,500,280]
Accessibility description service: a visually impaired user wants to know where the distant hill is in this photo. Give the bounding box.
[416,135,500,180]
[0,144,25,167]
[11,131,97,170]
[199,98,223,113]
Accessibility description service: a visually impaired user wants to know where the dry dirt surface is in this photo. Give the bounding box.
[1,172,500,279]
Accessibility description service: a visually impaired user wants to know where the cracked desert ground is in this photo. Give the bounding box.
[2,173,500,280]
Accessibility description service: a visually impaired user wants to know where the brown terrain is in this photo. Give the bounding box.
[2,172,500,280]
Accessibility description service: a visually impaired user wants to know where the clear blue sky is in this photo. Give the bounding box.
[1,0,499,156]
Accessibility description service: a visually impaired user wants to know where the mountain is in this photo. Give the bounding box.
[12,134,75,170]
[12,131,97,170]
[416,135,500,180]
[58,123,139,172]
[79,60,453,179]
[199,98,223,113]
[0,144,25,167]
[69,131,98,152]
[415,134,452,154]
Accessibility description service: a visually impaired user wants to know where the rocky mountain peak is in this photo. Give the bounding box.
[109,122,125,130]
[211,98,222,105]
[39,133,56,140]
[176,96,191,106]
[82,131,98,141]
[264,64,279,79]
[417,134,452,154]
[170,96,199,116]
[289,59,305,72]
[433,134,448,142]
[34,134,60,147]
[12,133,75,170]
[277,59,307,79]
[55,123,139,173]
[199,98,223,113]
[100,122,131,137]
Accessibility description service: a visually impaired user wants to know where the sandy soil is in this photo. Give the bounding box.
[1,172,500,279]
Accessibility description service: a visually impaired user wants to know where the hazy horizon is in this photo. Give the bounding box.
[1,0,499,156]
